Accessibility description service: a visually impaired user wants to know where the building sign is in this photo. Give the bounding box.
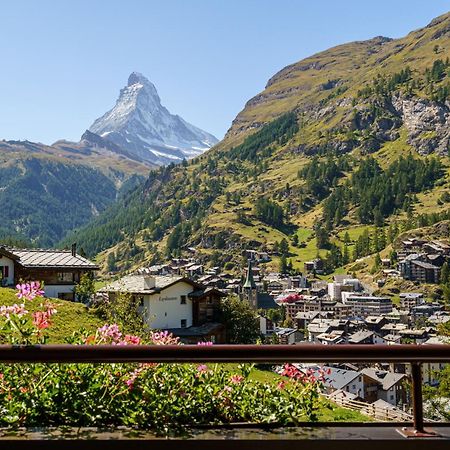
[160,296,178,302]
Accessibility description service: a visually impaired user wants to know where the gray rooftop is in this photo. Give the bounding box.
[361,368,406,390]
[348,330,374,344]
[100,275,190,294]
[320,366,360,390]
[10,248,98,269]
[412,260,440,270]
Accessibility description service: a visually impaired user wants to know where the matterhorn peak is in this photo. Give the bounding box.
[127,71,151,86]
[89,73,218,166]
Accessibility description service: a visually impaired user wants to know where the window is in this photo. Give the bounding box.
[181,319,187,328]
[57,272,74,283]
[180,295,187,305]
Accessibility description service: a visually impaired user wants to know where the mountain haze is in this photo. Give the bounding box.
[89,72,218,166]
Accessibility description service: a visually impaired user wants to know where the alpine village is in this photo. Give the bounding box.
[1,8,450,444]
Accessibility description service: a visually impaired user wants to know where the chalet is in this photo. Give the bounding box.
[99,273,226,343]
[316,330,345,345]
[360,368,407,406]
[317,366,379,401]
[365,316,388,333]
[274,327,301,344]
[0,245,98,300]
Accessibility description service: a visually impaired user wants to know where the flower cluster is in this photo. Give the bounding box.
[281,363,330,385]
[229,374,244,384]
[97,324,123,343]
[32,303,57,330]
[94,324,141,346]
[150,330,180,345]
[15,281,45,301]
[0,303,28,319]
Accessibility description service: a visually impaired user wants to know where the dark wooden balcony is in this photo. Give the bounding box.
[0,344,449,448]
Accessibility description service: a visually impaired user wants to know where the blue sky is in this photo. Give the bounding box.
[0,0,448,143]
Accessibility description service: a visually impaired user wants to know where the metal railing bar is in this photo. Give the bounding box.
[0,344,448,363]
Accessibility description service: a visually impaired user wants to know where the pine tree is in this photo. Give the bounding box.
[279,255,288,274]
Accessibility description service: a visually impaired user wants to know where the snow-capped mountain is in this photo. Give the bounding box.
[89,72,218,165]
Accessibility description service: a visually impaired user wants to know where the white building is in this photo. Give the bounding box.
[342,293,393,318]
[99,274,225,340]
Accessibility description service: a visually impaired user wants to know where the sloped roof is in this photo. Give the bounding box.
[348,330,374,344]
[320,366,360,390]
[8,248,98,269]
[361,368,406,390]
[100,275,201,295]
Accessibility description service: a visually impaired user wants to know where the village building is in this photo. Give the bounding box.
[100,273,226,343]
[360,368,407,406]
[398,254,441,283]
[399,292,424,309]
[0,245,98,300]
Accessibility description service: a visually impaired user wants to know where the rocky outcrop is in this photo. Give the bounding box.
[392,95,450,155]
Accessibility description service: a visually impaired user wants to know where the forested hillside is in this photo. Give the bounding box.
[0,138,150,246]
[67,12,450,276]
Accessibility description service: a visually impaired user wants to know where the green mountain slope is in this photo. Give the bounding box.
[68,12,450,275]
[0,138,152,246]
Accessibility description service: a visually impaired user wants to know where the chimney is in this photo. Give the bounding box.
[142,275,155,290]
[71,243,77,257]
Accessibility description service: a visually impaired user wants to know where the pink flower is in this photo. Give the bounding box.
[197,364,208,373]
[16,281,45,301]
[277,381,286,390]
[97,324,122,344]
[230,375,244,384]
[0,303,28,319]
[124,334,141,345]
[150,330,180,345]
[32,311,50,330]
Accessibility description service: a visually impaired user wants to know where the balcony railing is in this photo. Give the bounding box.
[0,343,449,448]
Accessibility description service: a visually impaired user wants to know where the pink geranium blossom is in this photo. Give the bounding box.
[97,324,123,344]
[123,334,141,345]
[197,364,208,373]
[32,304,56,330]
[0,304,28,319]
[150,330,180,345]
[230,375,244,384]
[16,281,45,301]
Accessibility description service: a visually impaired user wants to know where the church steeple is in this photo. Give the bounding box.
[243,259,256,289]
[243,259,257,308]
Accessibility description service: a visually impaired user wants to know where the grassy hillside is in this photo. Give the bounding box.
[0,288,102,342]
[68,13,450,281]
